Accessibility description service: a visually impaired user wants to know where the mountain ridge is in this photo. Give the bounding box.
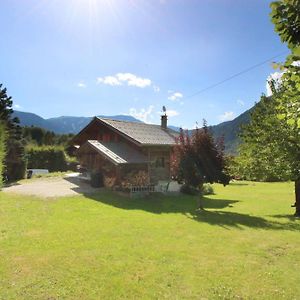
[13,109,252,153]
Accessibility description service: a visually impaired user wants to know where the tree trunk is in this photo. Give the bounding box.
[295,180,300,217]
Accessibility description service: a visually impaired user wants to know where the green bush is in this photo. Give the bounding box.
[26,146,68,172]
[6,160,27,181]
[201,183,214,195]
[0,123,7,185]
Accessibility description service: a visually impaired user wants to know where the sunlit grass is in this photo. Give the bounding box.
[1,181,299,299]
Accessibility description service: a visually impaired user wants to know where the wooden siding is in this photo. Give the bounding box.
[147,147,171,184]
[74,119,174,185]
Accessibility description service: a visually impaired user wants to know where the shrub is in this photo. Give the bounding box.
[6,160,27,182]
[26,146,68,172]
[0,123,6,185]
[201,183,214,195]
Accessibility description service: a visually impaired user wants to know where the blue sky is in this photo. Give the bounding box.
[0,0,287,127]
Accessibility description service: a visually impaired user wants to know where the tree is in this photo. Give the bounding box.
[171,122,230,208]
[271,0,300,216]
[0,84,26,181]
[237,95,293,182]
[237,0,300,215]
[0,122,7,185]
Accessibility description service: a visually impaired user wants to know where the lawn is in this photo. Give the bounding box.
[0,181,299,299]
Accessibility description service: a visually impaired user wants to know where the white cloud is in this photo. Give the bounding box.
[13,104,21,109]
[237,99,245,106]
[97,76,121,86]
[266,61,299,96]
[156,109,179,117]
[129,105,154,123]
[97,73,151,88]
[266,71,283,96]
[153,85,160,92]
[117,73,151,88]
[165,109,179,117]
[78,82,87,88]
[168,92,183,101]
[219,111,235,122]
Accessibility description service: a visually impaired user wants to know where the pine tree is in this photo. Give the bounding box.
[0,84,26,181]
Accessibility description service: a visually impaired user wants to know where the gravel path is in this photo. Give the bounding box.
[2,174,101,198]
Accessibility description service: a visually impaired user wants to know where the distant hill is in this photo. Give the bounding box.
[209,108,252,154]
[167,109,252,154]
[13,109,253,154]
[13,111,142,134]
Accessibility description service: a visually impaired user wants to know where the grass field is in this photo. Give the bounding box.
[0,181,299,299]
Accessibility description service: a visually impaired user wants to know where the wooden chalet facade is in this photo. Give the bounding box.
[71,115,178,187]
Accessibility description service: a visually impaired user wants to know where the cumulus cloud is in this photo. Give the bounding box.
[156,109,179,117]
[129,105,155,123]
[168,91,183,101]
[266,71,283,96]
[97,76,121,86]
[78,82,87,88]
[219,111,235,122]
[165,109,179,117]
[13,104,21,109]
[97,73,151,88]
[266,61,299,96]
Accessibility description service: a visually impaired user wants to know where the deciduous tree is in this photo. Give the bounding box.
[172,123,230,207]
[238,0,300,215]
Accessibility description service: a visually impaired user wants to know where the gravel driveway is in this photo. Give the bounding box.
[3,173,101,198]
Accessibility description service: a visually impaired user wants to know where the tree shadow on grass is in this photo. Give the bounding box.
[270,214,300,221]
[189,210,300,231]
[83,192,300,231]
[84,192,239,214]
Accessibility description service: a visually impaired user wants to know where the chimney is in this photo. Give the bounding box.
[161,114,167,129]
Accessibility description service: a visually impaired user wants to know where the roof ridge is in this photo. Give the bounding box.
[96,116,139,124]
[97,116,164,127]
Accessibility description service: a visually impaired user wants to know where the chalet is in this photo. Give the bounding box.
[71,114,179,187]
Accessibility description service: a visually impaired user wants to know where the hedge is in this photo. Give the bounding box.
[0,123,6,185]
[26,146,68,172]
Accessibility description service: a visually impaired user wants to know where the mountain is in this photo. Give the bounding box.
[209,108,252,154]
[13,111,141,134]
[12,111,50,129]
[167,109,252,154]
[13,109,253,153]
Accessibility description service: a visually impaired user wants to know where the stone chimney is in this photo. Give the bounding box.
[161,114,167,129]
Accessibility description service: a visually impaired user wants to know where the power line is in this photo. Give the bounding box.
[185,51,289,99]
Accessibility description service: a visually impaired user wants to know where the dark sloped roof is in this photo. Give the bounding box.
[98,117,178,145]
[79,140,148,165]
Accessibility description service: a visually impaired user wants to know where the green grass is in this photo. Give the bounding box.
[0,181,299,299]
